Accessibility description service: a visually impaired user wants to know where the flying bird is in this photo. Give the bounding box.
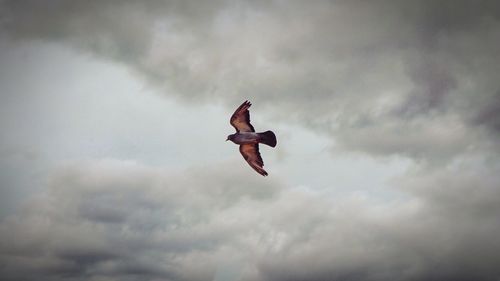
[226,100,277,176]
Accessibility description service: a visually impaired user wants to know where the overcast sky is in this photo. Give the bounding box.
[0,1,499,281]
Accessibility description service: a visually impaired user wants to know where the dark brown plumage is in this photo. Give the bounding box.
[230,100,255,133]
[227,100,277,176]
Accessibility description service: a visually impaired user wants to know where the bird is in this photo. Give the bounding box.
[226,100,277,176]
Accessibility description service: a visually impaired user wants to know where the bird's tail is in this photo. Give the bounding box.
[259,130,277,147]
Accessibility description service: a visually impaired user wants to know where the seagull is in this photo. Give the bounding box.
[226,100,277,176]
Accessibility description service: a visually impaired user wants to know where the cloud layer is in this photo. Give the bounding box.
[1,1,500,281]
[1,159,499,281]
[2,0,499,161]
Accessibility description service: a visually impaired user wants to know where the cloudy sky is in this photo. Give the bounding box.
[1,1,499,280]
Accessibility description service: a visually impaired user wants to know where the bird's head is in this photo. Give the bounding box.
[226,134,234,142]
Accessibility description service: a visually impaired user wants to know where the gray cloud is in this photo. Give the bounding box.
[0,159,283,281]
[1,0,499,161]
[1,1,500,281]
[1,159,499,281]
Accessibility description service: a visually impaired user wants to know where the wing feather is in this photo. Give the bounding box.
[230,100,255,132]
[239,144,268,176]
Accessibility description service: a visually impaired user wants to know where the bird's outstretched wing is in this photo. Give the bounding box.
[230,100,255,132]
[239,144,268,176]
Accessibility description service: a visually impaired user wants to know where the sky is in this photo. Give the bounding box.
[0,1,499,280]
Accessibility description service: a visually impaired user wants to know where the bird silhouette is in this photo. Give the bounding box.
[226,100,277,176]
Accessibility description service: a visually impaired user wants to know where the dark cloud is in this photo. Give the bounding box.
[1,1,500,281]
[0,160,283,281]
[1,159,499,281]
[473,91,500,134]
[1,0,499,161]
